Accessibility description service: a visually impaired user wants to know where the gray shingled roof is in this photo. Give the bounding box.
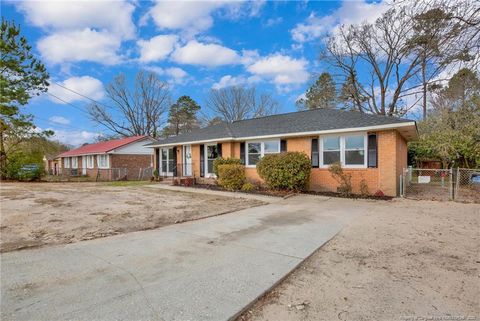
[146,108,414,146]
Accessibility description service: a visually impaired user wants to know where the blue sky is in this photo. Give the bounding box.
[2,0,388,146]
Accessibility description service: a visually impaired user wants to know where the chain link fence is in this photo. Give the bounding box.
[455,168,480,203]
[402,167,479,203]
[47,168,128,182]
[137,167,154,180]
[402,168,453,201]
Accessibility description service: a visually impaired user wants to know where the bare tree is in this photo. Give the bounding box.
[326,1,479,117]
[407,0,479,119]
[88,71,171,138]
[206,86,278,122]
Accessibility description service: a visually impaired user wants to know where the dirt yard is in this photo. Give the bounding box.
[0,182,265,253]
[239,198,480,321]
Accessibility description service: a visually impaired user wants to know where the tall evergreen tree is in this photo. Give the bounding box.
[297,72,337,110]
[0,19,50,178]
[163,96,201,137]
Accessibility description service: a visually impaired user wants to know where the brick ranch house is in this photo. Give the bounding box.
[55,136,155,179]
[146,109,417,196]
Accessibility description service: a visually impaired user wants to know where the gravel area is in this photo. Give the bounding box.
[0,182,265,252]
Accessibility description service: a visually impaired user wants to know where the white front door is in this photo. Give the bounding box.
[82,156,87,175]
[204,144,219,178]
[183,145,192,176]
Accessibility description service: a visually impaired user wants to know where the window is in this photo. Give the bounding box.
[86,155,94,169]
[345,135,365,165]
[246,140,280,166]
[97,155,109,168]
[320,134,367,168]
[64,158,70,168]
[322,136,341,165]
[71,157,78,169]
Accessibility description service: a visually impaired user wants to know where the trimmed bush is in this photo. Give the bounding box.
[256,152,311,191]
[241,182,256,192]
[213,157,242,177]
[217,164,246,191]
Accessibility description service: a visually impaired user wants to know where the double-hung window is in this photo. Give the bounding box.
[64,158,70,168]
[320,134,367,168]
[71,157,78,169]
[97,155,109,169]
[246,140,280,166]
[86,155,94,169]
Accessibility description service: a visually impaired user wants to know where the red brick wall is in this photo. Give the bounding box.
[170,130,406,196]
[110,154,152,179]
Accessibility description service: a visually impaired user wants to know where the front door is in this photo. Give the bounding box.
[82,156,87,175]
[205,144,219,178]
[160,147,174,176]
[183,145,192,176]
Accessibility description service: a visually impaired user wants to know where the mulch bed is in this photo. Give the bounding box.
[190,183,393,200]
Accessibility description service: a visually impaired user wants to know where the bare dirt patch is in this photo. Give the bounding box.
[238,198,479,321]
[0,182,266,252]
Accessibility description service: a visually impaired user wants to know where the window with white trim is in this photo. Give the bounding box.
[246,140,280,166]
[64,158,70,168]
[320,134,367,168]
[86,155,94,169]
[97,154,109,168]
[71,157,78,168]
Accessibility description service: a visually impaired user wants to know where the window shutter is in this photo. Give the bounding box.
[240,142,245,164]
[217,143,222,158]
[311,138,319,168]
[172,147,177,176]
[280,139,287,152]
[200,144,205,177]
[368,134,377,168]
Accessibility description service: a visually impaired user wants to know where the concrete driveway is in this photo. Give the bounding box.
[1,194,377,321]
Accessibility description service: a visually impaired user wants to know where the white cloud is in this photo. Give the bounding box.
[145,0,265,37]
[265,17,283,27]
[16,0,136,39]
[246,54,309,86]
[291,0,388,43]
[51,129,100,146]
[137,35,178,62]
[49,76,105,104]
[38,29,123,65]
[212,74,261,90]
[171,40,240,67]
[49,116,70,125]
[145,66,189,85]
[146,1,222,37]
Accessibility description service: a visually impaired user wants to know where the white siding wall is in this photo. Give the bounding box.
[108,138,154,155]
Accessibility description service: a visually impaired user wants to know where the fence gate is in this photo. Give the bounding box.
[402,168,453,201]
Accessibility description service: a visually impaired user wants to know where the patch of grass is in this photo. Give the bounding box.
[103,181,152,187]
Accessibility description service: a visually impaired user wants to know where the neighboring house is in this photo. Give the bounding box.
[43,154,61,175]
[146,109,417,196]
[57,136,155,179]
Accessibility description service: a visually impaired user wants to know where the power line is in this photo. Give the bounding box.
[33,115,94,132]
[51,81,114,110]
[46,92,91,115]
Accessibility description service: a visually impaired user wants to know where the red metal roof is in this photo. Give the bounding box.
[58,136,149,157]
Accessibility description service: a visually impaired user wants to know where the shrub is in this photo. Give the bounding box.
[328,162,352,195]
[360,179,370,196]
[213,157,242,177]
[217,164,246,191]
[241,182,256,192]
[256,152,311,191]
[153,169,159,177]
